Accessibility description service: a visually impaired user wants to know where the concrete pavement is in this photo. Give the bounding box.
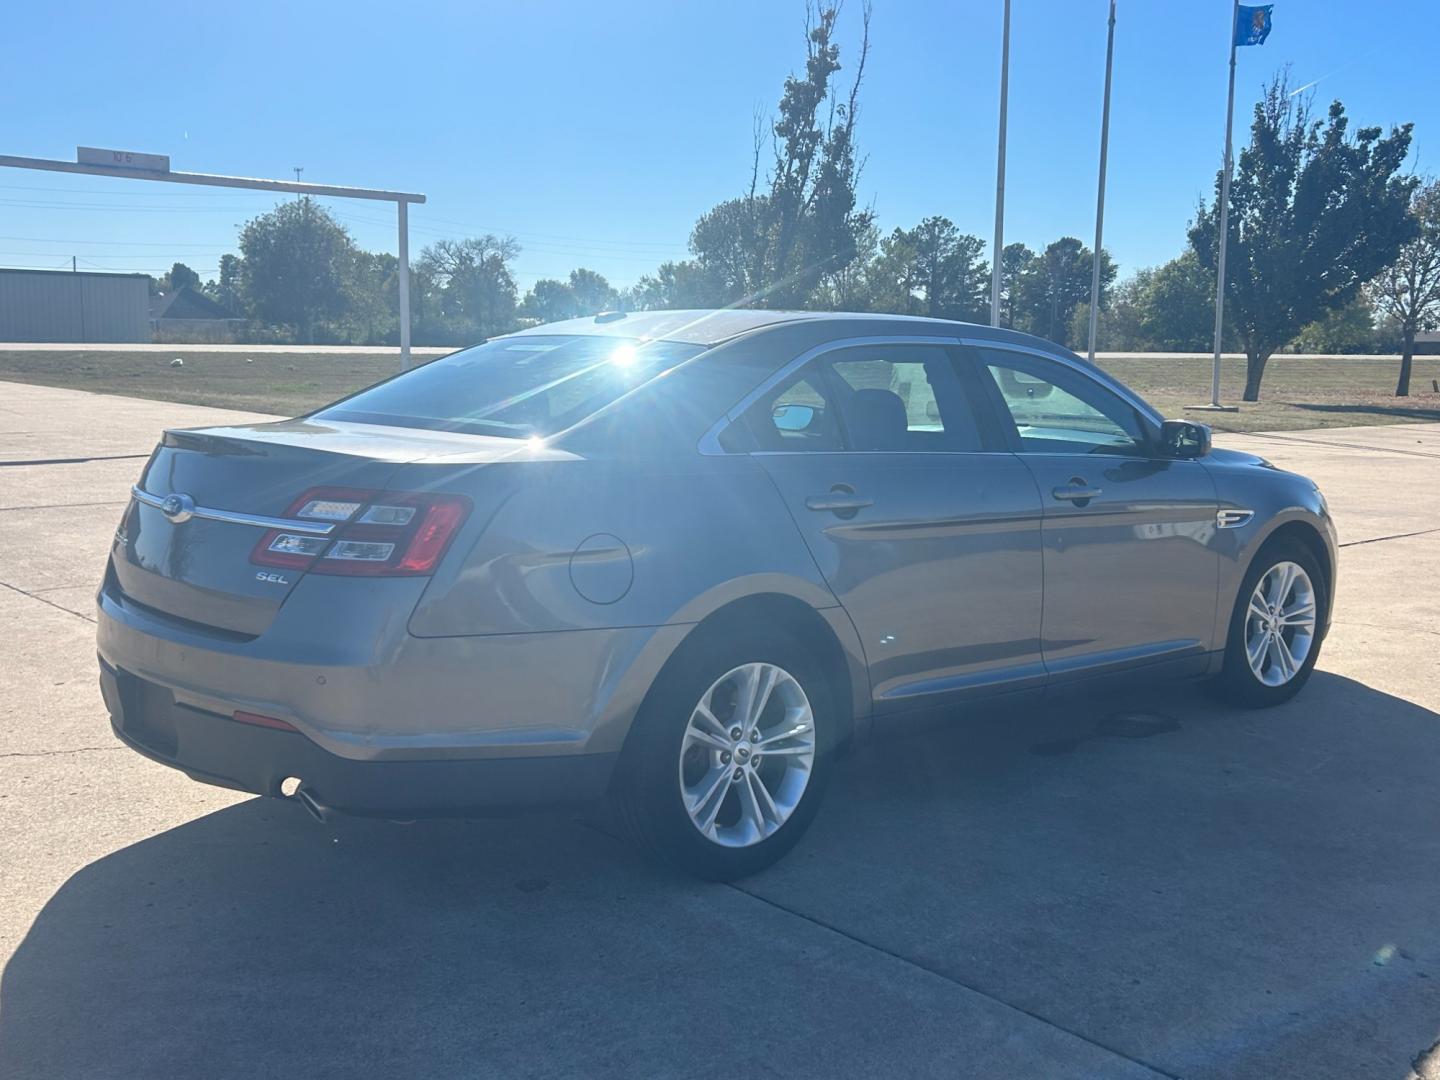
[1,380,1437,1078]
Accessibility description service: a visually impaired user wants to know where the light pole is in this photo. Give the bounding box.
[990,0,1011,328]
[1086,0,1117,364]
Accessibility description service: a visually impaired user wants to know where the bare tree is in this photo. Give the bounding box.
[1366,179,1440,397]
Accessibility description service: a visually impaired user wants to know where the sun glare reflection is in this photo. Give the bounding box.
[609,343,638,369]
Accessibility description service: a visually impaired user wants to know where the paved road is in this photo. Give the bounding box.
[1,381,1437,1079]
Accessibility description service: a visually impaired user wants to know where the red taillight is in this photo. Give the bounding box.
[250,487,471,577]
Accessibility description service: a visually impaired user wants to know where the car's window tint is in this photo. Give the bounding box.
[824,345,981,452]
[314,335,704,438]
[977,350,1148,456]
[748,371,844,451]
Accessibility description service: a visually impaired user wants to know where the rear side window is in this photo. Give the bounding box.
[741,344,982,452]
[749,373,844,451]
[314,335,704,438]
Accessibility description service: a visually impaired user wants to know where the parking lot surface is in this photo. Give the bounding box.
[1,380,1437,1079]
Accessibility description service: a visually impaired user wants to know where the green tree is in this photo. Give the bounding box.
[867,227,922,314]
[812,221,880,310]
[1365,178,1440,396]
[685,3,873,308]
[1189,77,1416,400]
[996,243,1034,329]
[567,268,619,315]
[415,235,520,342]
[520,278,577,323]
[238,198,359,343]
[1071,268,1151,352]
[907,217,987,321]
[213,253,245,315]
[162,262,200,293]
[624,260,725,310]
[1288,295,1380,355]
[1014,237,1115,348]
[862,217,987,321]
[346,250,399,345]
[1138,251,1221,351]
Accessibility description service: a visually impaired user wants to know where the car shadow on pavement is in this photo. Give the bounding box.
[2,672,1438,1080]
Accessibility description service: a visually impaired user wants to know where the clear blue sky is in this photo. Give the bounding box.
[4,1,1436,292]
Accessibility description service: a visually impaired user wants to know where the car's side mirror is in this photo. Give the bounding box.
[772,403,817,432]
[1160,419,1212,459]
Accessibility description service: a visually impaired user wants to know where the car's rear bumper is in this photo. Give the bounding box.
[100,658,618,814]
[96,565,689,763]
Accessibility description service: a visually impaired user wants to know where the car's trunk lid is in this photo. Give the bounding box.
[112,419,531,636]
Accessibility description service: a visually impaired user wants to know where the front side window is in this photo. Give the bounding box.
[977,350,1149,456]
[314,335,704,438]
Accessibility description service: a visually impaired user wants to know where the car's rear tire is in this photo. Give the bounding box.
[614,626,834,881]
[1215,537,1327,708]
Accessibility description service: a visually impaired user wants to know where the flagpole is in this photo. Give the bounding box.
[990,0,1011,327]
[1209,0,1240,407]
[1086,0,1117,363]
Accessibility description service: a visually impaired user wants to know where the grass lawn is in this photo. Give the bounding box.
[0,349,427,416]
[0,346,1438,433]
[1096,352,1440,432]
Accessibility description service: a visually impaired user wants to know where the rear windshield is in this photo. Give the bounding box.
[313,335,705,437]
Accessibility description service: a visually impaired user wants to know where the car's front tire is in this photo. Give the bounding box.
[614,626,834,881]
[1216,537,1327,708]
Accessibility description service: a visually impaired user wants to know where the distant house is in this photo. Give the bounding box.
[150,286,245,343]
[1415,331,1440,355]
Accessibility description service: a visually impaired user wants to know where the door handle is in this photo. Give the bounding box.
[1051,483,1102,503]
[805,491,873,516]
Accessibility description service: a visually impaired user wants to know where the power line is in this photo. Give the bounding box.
[0,234,233,248]
[0,249,233,259]
[330,208,688,253]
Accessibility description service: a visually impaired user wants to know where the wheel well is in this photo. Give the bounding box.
[1256,520,1333,611]
[632,594,857,758]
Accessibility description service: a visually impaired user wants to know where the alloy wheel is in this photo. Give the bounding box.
[1244,560,1317,687]
[677,662,816,848]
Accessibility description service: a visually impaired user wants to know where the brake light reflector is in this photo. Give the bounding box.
[250,488,471,577]
[233,710,300,732]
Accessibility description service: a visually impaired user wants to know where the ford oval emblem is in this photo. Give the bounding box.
[161,492,196,524]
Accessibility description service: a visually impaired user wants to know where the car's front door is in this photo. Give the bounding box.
[740,339,1046,714]
[967,344,1220,678]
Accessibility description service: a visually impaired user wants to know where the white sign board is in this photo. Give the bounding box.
[77,146,170,173]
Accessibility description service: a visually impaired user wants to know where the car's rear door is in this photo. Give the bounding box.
[739,338,1046,715]
[964,343,1220,678]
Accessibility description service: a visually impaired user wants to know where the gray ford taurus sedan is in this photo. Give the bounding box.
[98,310,1336,879]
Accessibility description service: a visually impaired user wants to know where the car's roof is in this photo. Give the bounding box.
[505,309,998,348]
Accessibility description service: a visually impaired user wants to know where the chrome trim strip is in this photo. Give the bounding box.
[130,486,337,535]
[697,334,965,455]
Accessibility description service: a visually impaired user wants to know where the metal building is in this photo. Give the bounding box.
[0,268,151,343]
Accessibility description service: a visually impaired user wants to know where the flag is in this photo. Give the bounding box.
[1234,4,1273,47]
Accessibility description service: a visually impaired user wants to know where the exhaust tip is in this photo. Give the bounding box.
[292,784,329,824]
